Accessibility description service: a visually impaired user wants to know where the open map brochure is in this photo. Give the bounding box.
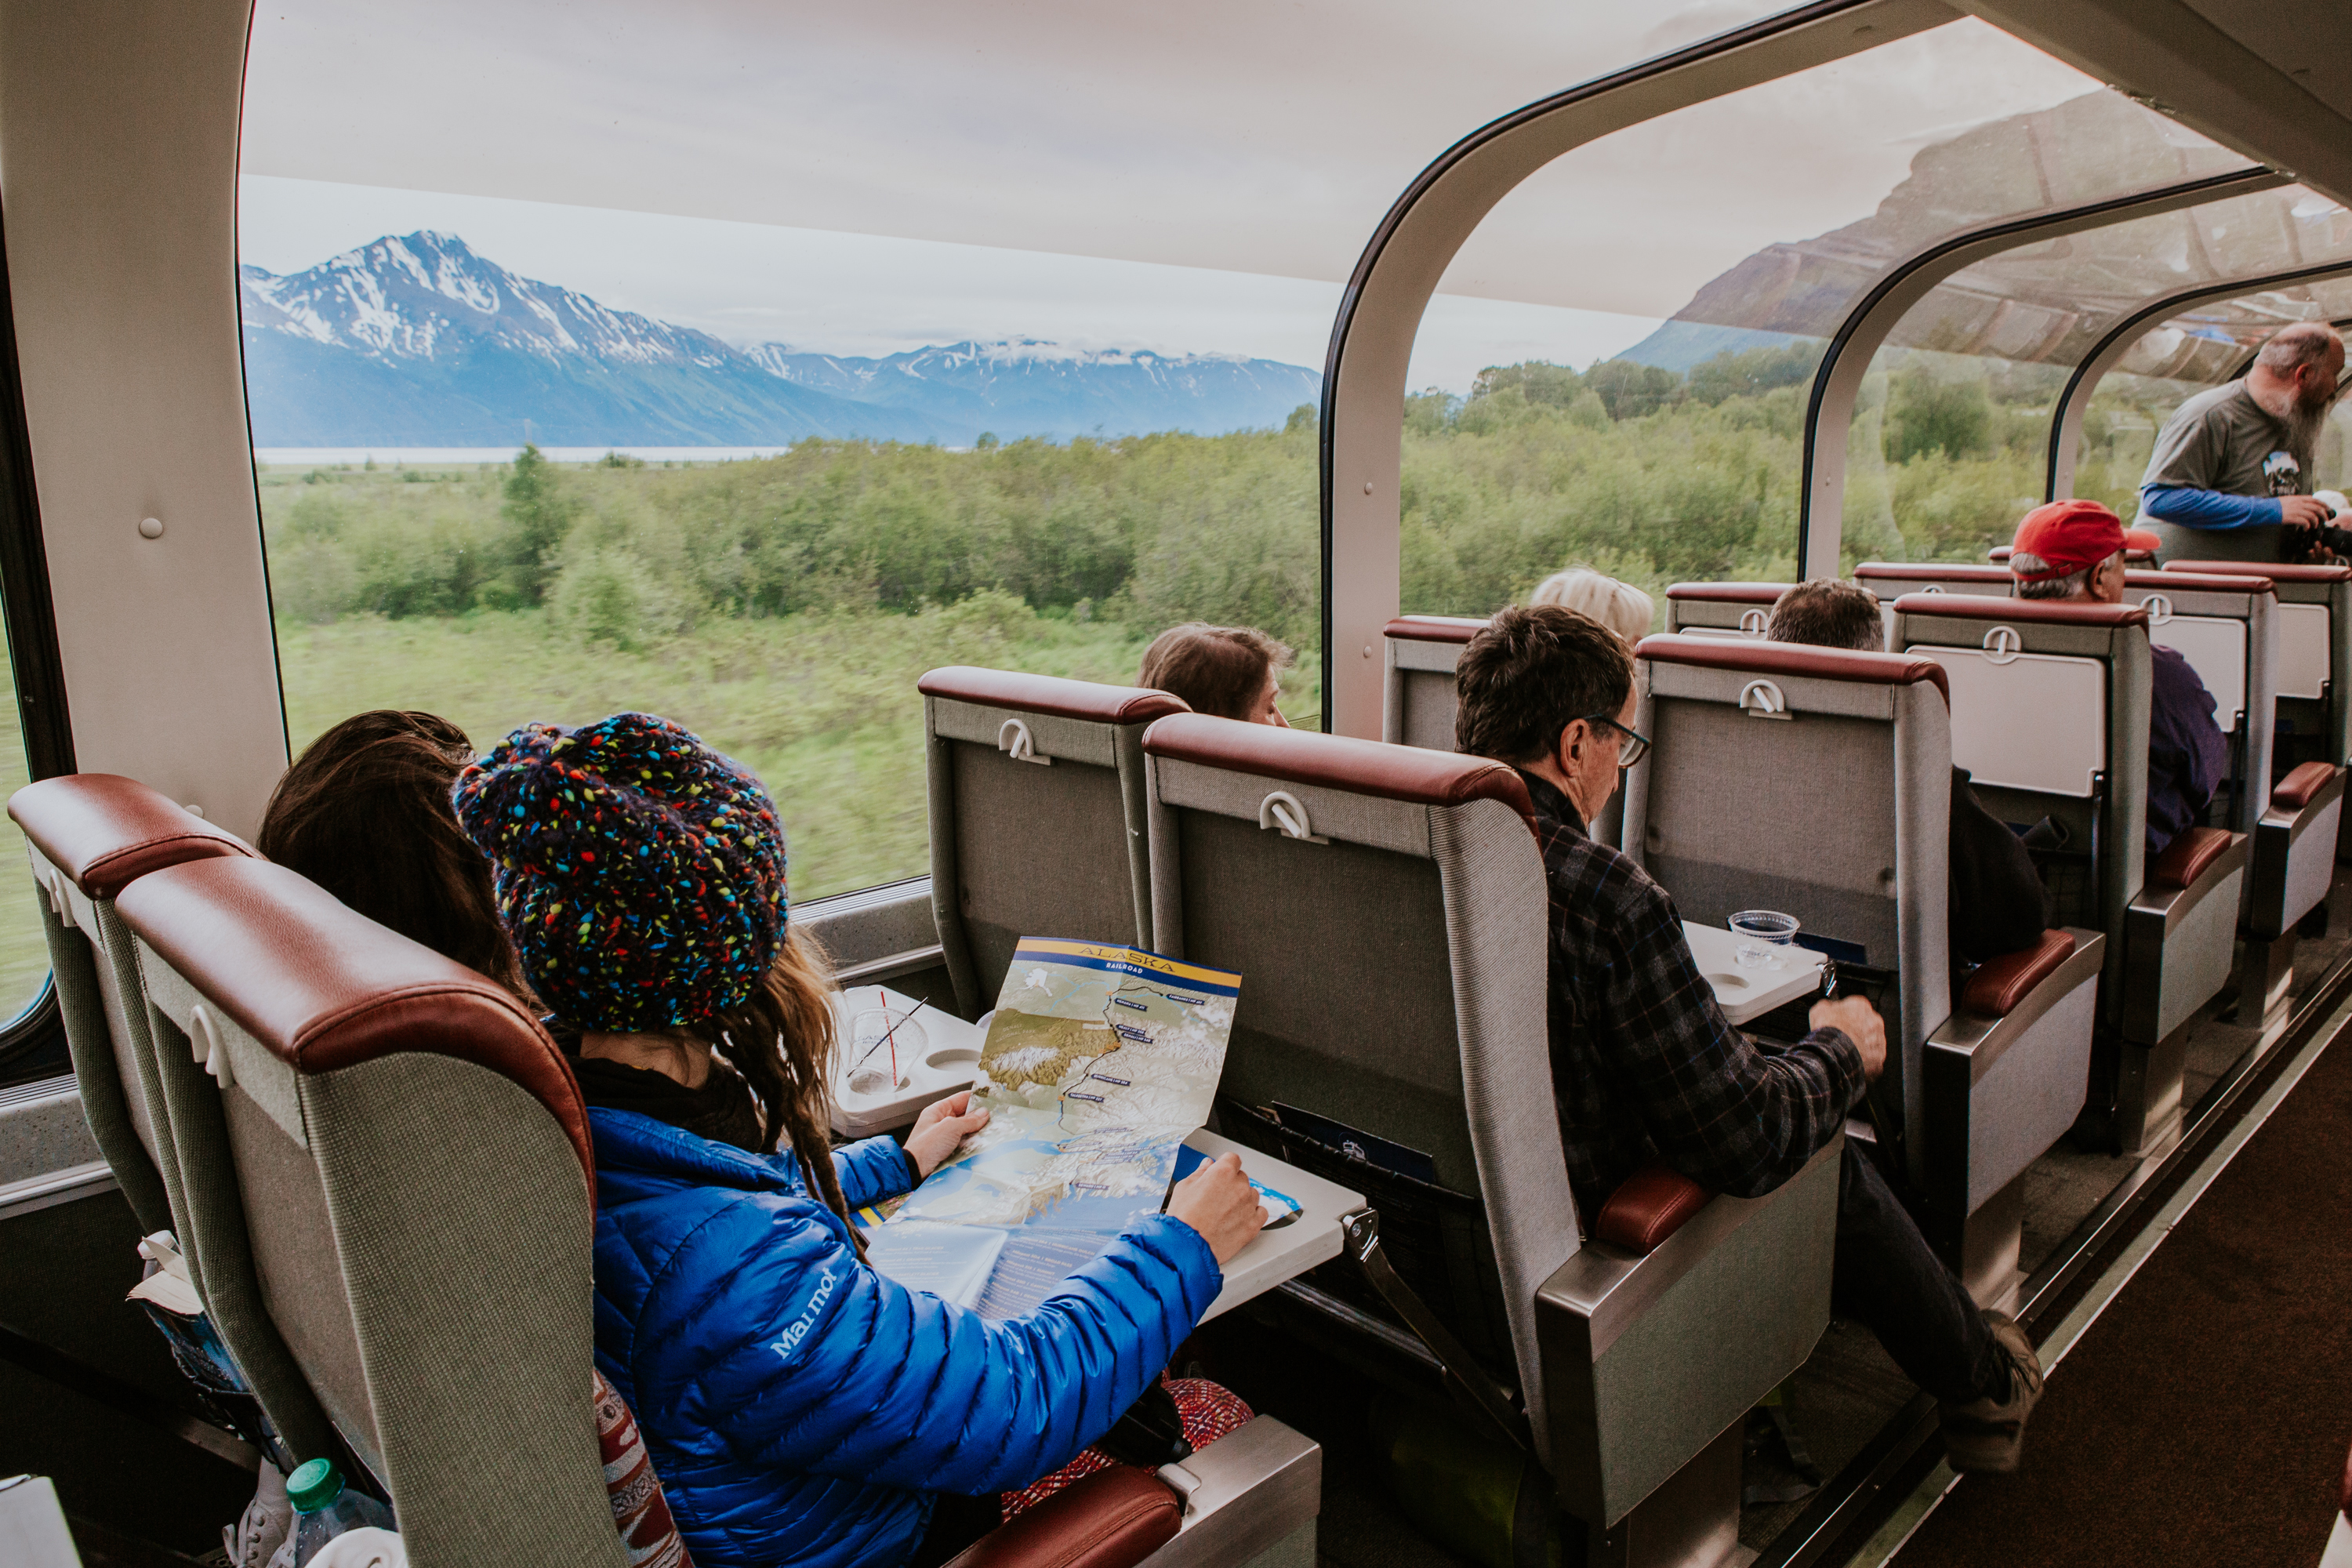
[863,938,1289,1318]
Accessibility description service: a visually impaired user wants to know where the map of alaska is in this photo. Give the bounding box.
[891,939,1240,1232]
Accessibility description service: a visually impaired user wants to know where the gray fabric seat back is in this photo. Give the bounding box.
[920,666,1189,1018]
[1140,714,1578,1457]
[1661,583,1791,640]
[8,774,259,1240]
[114,857,623,1568]
[1890,595,2154,988]
[1380,615,1487,751]
[2165,560,2352,768]
[2122,570,2274,835]
[1621,635,1953,1158]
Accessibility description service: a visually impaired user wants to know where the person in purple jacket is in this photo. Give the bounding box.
[2005,500,2230,858]
[452,711,1265,1568]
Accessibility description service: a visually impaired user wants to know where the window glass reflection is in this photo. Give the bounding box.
[1401,18,2238,611]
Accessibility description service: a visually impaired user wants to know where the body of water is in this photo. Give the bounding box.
[256,446,819,466]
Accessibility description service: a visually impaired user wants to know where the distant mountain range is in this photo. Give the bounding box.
[238,232,1323,448]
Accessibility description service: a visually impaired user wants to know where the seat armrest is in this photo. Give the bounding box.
[2150,826,2235,890]
[1536,1140,1838,1527]
[1594,1161,1711,1252]
[2273,760,2342,811]
[948,1469,1181,1568]
[1961,931,2076,1017]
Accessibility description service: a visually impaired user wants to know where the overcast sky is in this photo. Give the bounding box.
[237,2,2122,390]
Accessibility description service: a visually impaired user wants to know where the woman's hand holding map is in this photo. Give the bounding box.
[905,1090,993,1177]
[1164,1151,1266,1265]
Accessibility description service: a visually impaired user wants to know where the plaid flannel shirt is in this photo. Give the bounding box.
[1520,771,1864,1221]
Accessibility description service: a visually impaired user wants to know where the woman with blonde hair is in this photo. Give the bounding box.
[1527,568,1654,647]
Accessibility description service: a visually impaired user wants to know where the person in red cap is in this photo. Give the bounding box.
[2008,500,2228,857]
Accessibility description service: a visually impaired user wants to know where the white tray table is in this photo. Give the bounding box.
[828,985,987,1138]
[1682,920,1827,1025]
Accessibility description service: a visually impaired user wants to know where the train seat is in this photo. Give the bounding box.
[5,774,256,1241]
[918,667,1189,1018]
[2122,570,2336,1020]
[1987,545,2156,565]
[2165,560,2352,865]
[1890,595,2244,1157]
[113,851,1305,1568]
[1622,636,2103,1304]
[1661,581,1790,640]
[114,855,620,1566]
[1138,714,1839,1564]
[1853,562,2017,601]
[1378,614,1486,751]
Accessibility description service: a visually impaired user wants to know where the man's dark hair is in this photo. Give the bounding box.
[1454,604,1635,764]
[1766,579,1883,652]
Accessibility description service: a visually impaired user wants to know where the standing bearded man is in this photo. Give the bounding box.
[2138,321,2345,564]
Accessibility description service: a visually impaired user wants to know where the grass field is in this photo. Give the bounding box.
[276,598,1319,901]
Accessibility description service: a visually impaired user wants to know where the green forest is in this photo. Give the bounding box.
[258,345,2191,899]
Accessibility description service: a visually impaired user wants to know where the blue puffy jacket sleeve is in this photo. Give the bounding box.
[834,1135,916,1207]
[624,1192,1221,1497]
[2140,485,2281,529]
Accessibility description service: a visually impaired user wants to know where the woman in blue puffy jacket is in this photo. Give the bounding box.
[452,712,1265,1568]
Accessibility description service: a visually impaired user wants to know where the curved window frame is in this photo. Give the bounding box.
[1316,0,2272,737]
[0,198,80,1077]
[2044,260,2352,502]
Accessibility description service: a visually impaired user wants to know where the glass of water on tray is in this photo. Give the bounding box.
[1729,909,1800,970]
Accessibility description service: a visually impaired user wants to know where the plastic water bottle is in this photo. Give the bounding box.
[284,1459,394,1566]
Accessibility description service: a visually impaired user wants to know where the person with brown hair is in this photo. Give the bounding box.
[1764,581,2050,966]
[1137,622,1292,724]
[1453,605,2044,1473]
[257,710,528,996]
[452,711,1268,1568]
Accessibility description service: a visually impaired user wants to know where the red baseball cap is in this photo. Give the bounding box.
[2009,500,2161,583]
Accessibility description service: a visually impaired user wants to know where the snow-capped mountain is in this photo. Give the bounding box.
[746,339,1323,441]
[238,231,1320,447]
[239,231,950,446]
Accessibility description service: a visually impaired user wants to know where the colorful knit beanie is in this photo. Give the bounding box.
[451,713,788,1033]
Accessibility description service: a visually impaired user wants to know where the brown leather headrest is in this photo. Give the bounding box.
[8,774,257,900]
[114,858,592,1193]
[1382,615,1489,644]
[2124,570,2273,596]
[2165,560,2352,585]
[918,666,1190,725]
[1853,562,2014,583]
[1142,713,1534,818]
[1633,633,1950,704]
[1663,583,1790,605]
[1893,594,2150,629]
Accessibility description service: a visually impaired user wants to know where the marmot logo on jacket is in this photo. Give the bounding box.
[768,1269,837,1363]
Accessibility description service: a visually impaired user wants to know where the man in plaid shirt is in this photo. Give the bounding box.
[1454,604,2044,1475]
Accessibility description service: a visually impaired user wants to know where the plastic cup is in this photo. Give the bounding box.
[845,1007,925,1094]
[1729,910,1800,970]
